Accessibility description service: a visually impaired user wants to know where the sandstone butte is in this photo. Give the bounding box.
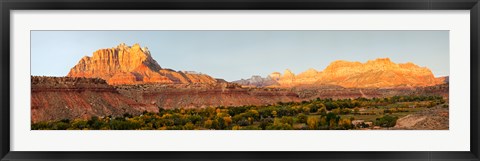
[67,43,218,85]
[257,58,445,88]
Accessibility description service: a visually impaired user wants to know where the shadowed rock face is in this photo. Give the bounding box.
[67,43,217,85]
[31,76,158,123]
[235,58,445,88]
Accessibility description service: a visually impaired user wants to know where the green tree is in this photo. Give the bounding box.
[296,113,308,123]
[375,115,398,128]
[307,117,319,130]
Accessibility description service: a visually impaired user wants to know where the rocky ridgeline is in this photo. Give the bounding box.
[67,43,218,85]
[292,83,448,100]
[114,80,448,109]
[232,75,279,87]
[32,76,113,91]
[116,83,301,109]
[235,58,445,88]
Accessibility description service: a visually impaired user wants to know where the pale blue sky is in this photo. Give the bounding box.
[31,31,449,81]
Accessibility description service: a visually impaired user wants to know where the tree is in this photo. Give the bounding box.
[232,125,241,130]
[375,115,398,128]
[266,123,293,130]
[331,108,341,115]
[318,117,327,128]
[307,117,319,130]
[88,116,108,130]
[246,110,260,120]
[310,103,320,113]
[259,118,274,130]
[280,116,294,126]
[223,116,233,127]
[326,113,340,129]
[353,107,360,114]
[319,106,327,116]
[296,113,308,123]
[204,119,213,129]
[338,118,353,129]
[248,117,254,125]
[216,117,226,129]
[271,111,278,118]
[183,122,195,130]
[188,115,202,125]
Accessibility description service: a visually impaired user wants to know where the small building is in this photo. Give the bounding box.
[352,120,365,126]
[364,122,373,127]
[373,126,382,129]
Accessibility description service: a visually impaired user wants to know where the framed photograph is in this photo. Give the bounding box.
[1,0,479,161]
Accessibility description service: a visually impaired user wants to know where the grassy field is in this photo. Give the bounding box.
[339,106,429,122]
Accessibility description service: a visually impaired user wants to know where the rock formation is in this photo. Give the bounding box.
[316,58,443,88]
[232,75,278,87]
[67,43,218,85]
[261,69,318,87]
[235,58,445,88]
[438,76,449,83]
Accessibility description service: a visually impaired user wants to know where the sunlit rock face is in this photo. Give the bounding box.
[316,58,443,88]
[67,43,217,85]
[235,58,444,88]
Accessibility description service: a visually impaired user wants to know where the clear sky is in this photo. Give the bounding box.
[31,31,449,81]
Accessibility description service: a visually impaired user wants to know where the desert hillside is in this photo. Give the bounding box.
[31,76,158,123]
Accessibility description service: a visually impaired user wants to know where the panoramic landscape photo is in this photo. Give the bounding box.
[31,31,449,130]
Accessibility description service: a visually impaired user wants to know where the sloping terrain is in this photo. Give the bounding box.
[116,83,301,109]
[394,105,449,130]
[31,76,157,123]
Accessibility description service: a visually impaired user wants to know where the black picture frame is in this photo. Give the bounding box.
[1,0,479,161]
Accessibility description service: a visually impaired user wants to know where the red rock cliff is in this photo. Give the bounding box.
[67,43,217,85]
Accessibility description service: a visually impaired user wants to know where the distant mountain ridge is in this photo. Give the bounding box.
[234,58,445,88]
[232,75,279,87]
[67,43,218,85]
